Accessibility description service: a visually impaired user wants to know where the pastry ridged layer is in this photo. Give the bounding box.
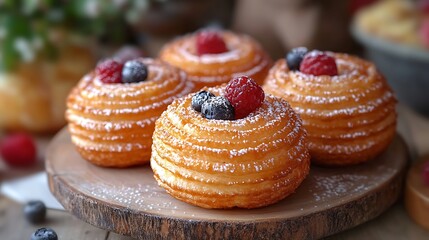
[151,88,310,209]
[264,53,397,166]
[66,58,193,167]
[159,31,272,92]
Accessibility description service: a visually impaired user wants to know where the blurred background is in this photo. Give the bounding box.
[0,0,428,136]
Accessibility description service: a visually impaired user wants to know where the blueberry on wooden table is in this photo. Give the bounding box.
[24,200,46,224]
[31,228,58,240]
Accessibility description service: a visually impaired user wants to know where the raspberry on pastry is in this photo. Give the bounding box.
[196,30,228,55]
[159,30,272,92]
[66,58,193,167]
[300,50,338,76]
[150,78,310,209]
[225,76,264,119]
[95,59,123,84]
[264,51,397,166]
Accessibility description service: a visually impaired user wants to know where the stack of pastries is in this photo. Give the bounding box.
[65,30,398,209]
[159,30,272,91]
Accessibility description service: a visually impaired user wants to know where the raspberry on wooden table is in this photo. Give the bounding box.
[225,76,265,119]
[0,133,37,167]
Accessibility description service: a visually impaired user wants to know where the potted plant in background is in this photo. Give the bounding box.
[0,0,235,133]
[0,1,139,133]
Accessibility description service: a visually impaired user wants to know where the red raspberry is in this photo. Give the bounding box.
[95,59,123,84]
[225,76,265,119]
[420,19,429,48]
[423,161,429,186]
[348,0,378,15]
[418,0,429,14]
[300,51,338,76]
[0,133,37,167]
[196,30,228,56]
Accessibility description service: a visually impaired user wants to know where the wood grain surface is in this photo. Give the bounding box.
[405,155,429,231]
[46,128,408,240]
[0,196,123,240]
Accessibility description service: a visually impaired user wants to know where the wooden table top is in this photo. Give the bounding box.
[1,104,429,240]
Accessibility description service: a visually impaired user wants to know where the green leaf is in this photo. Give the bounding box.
[0,36,21,72]
[3,13,32,39]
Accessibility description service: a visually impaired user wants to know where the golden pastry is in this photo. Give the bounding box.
[159,30,272,92]
[0,44,95,132]
[264,50,397,166]
[354,0,427,49]
[151,76,310,209]
[66,58,193,167]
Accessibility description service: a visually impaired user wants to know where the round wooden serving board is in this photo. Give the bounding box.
[46,128,408,240]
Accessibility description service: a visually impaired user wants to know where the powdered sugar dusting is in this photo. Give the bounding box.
[61,128,402,219]
[157,92,307,165]
[264,54,397,162]
[149,83,311,208]
[66,58,193,155]
[174,32,249,64]
[82,183,179,212]
[159,31,270,88]
[179,40,242,64]
[310,174,370,201]
[308,165,397,203]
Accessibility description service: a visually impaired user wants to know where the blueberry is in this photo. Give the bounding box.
[121,60,148,83]
[191,91,215,112]
[201,96,235,120]
[31,228,58,240]
[286,47,308,71]
[24,200,46,224]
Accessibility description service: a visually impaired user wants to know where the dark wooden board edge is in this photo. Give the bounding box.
[46,132,408,240]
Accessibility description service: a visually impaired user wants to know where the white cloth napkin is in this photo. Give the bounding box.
[1,171,64,210]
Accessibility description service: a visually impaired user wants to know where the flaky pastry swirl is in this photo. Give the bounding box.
[66,58,193,167]
[151,87,310,209]
[264,53,397,166]
[159,31,272,91]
